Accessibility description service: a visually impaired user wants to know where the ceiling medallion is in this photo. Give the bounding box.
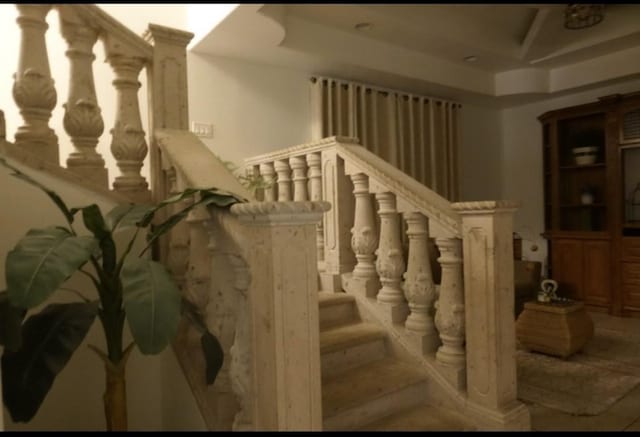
[564,4,605,30]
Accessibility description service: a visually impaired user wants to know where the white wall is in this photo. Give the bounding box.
[187,52,312,167]
[501,77,640,272]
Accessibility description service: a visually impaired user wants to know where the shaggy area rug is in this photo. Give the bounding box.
[517,334,640,416]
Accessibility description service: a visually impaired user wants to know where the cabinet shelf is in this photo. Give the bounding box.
[559,163,606,170]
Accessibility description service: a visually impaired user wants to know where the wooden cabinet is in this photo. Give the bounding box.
[540,92,640,316]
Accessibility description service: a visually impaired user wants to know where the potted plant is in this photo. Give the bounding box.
[0,156,245,430]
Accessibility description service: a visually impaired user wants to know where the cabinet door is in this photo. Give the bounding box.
[551,239,583,300]
[583,240,611,306]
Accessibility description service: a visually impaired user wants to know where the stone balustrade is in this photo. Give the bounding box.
[5,4,182,204]
[245,136,529,429]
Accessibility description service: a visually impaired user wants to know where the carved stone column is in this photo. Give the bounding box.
[403,212,439,354]
[289,156,308,201]
[231,201,330,431]
[451,201,530,430]
[434,237,466,389]
[347,173,379,297]
[13,4,58,162]
[274,159,292,201]
[375,192,408,323]
[108,54,149,199]
[259,162,276,202]
[320,148,356,291]
[60,18,107,187]
[306,152,324,263]
[165,168,191,289]
[144,24,193,203]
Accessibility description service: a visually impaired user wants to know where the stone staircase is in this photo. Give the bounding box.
[318,291,473,431]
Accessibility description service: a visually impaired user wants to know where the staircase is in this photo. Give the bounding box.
[318,291,472,431]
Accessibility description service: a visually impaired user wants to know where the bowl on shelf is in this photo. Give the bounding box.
[572,146,598,165]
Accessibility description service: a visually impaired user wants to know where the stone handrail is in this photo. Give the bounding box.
[157,129,328,430]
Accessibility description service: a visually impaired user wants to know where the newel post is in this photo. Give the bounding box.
[144,24,194,202]
[231,201,330,431]
[451,201,530,430]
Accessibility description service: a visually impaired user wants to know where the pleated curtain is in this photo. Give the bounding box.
[310,76,461,201]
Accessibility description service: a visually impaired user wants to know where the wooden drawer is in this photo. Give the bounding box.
[622,237,640,261]
[622,262,640,285]
[623,283,640,310]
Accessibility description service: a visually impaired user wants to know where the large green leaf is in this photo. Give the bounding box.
[121,257,181,355]
[78,204,117,274]
[105,204,153,232]
[0,156,76,225]
[6,227,98,309]
[0,291,27,352]
[2,301,98,422]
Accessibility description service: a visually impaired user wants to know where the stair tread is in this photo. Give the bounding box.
[358,403,474,431]
[322,358,426,418]
[320,322,386,353]
[318,291,355,306]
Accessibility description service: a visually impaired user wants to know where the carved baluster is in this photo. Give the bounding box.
[259,162,276,202]
[13,4,58,162]
[403,212,439,353]
[307,152,324,263]
[274,159,292,201]
[434,237,466,388]
[60,17,107,187]
[290,156,308,201]
[349,173,379,297]
[375,192,408,322]
[108,54,149,199]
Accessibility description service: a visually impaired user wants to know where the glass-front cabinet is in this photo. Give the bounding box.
[540,92,640,316]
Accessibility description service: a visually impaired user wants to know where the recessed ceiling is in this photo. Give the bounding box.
[191,3,640,107]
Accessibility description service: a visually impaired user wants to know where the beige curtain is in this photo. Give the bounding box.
[310,76,461,201]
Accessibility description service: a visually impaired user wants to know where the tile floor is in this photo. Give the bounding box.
[527,312,640,431]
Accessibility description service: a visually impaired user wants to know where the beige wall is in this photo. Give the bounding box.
[500,77,640,271]
[187,52,313,167]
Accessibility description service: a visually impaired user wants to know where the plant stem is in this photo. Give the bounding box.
[104,359,127,431]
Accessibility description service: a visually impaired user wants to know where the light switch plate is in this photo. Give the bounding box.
[191,121,213,138]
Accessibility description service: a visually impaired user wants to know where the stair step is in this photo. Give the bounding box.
[358,403,474,431]
[320,322,387,378]
[318,291,357,329]
[322,358,427,430]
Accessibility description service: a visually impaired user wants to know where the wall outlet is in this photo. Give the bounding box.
[191,121,213,138]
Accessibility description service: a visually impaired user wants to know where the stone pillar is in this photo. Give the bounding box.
[306,152,324,263]
[144,24,193,203]
[165,168,191,288]
[13,4,58,162]
[451,201,530,430]
[375,192,408,323]
[403,212,439,354]
[108,53,149,200]
[434,237,466,389]
[289,156,308,201]
[274,159,292,202]
[320,148,356,291]
[231,201,330,431]
[347,173,379,297]
[59,15,106,187]
[259,162,277,202]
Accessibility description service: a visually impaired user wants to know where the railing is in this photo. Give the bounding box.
[245,137,531,430]
[156,129,328,430]
[4,4,193,204]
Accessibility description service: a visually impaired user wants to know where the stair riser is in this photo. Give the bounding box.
[320,301,357,330]
[321,339,386,379]
[323,380,428,430]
